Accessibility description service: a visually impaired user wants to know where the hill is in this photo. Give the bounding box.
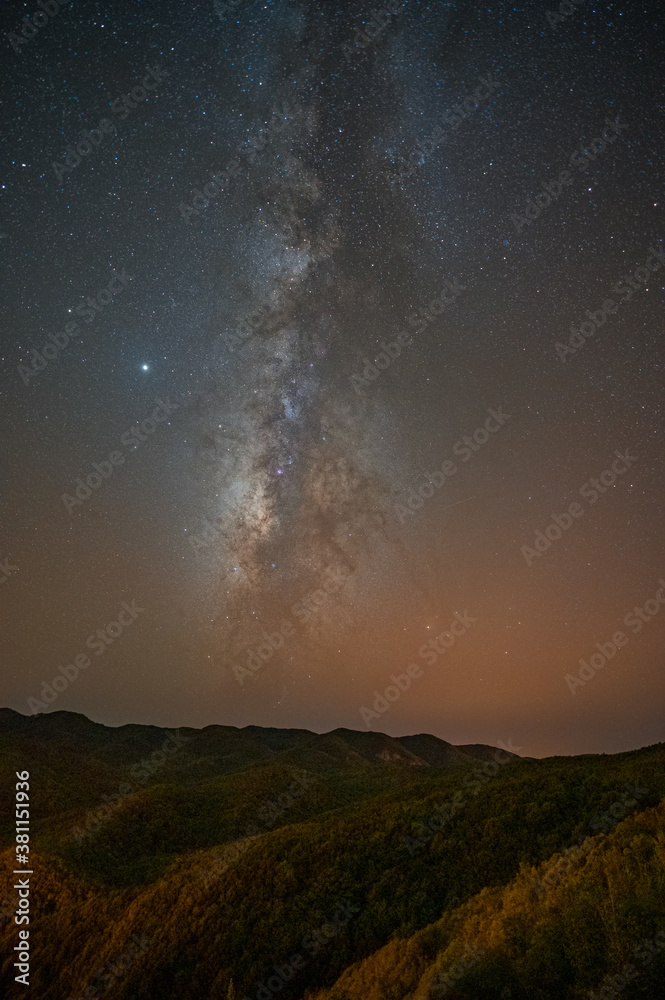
[0,709,663,999]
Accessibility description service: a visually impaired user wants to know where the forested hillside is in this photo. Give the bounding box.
[0,709,663,999]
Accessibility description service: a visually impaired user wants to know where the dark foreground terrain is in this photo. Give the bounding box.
[1,708,663,999]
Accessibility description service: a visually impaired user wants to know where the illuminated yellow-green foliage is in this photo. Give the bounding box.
[1,711,663,1000]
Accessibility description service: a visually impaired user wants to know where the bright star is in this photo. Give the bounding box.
[141,364,149,371]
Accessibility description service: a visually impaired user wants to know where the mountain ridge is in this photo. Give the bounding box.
[1,708,663,999]
[0,706,520,770]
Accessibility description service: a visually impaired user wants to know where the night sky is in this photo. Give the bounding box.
[1,0,663,758]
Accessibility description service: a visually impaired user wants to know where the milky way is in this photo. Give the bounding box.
[190,152,404,666]
[2,0,664,754]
